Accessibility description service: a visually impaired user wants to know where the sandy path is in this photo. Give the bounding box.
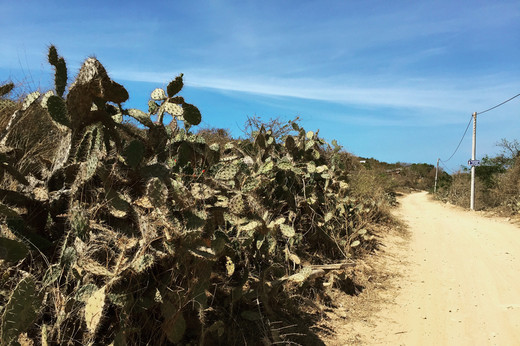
[368,191,520,345]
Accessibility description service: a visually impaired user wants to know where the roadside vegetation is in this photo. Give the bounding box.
[435,139,520,213]
[0,46,424,345]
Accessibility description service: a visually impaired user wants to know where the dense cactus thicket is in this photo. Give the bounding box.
[0,47,391,345]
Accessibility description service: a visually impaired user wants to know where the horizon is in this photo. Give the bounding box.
[1,1,519,173]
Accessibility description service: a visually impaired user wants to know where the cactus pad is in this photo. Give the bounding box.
[167,74,184,97]
[21,91,40,111]
[229,194,247,215]
[151,88,167,101]
[182,103,201,126]
[126,108,153,127]
[84,286,106,333]
[123,139,145,169]
[1,276,42,345]
[0,82,14,97]
[48,45,58,65]
[47,95,70,128]
[215,164,239,181]
[164,102,183,116]
[279,224,295,238]
[146,177,168,207]
[0,237,28,262]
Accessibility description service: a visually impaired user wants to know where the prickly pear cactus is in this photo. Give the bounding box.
[47,45,67,97]
[0,45,386,345]
[84,285,106,333]
[0,276,43,345]
[0,82,14,97]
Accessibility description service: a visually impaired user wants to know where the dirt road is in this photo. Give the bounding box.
[367,191,520,345]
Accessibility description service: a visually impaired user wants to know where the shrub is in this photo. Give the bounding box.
[0,46,393,344]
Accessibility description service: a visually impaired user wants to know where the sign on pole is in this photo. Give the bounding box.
[468,159,481,167]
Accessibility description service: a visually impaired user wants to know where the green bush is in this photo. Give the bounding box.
[0,46,392,344]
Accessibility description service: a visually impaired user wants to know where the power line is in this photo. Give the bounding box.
[477,93,520,115]
[439,92,520,164]
[440,115,472,163]
[439,160,455,175]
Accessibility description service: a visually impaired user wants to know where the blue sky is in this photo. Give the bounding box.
[1,1,519,172]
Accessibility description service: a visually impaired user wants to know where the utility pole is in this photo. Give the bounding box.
[470,112,477,210]
[434,158,439,193]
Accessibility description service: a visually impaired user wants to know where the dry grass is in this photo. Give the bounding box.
[313,222,410,345]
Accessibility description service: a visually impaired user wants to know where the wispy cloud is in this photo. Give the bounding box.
[112,66,520,120]
[2,0,519,169]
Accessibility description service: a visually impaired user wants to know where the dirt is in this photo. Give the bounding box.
[320,191,520,345]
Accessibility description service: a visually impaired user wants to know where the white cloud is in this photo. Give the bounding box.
[112,67,520,120]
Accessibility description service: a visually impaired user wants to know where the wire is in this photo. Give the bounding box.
[439,160,455,175]
[440,115,473,163]
[438,92,520,171]
[477,93,520,115]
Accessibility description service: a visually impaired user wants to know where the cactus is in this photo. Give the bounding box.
[126,108,153,127]
[151,88,167,101]
[47,46,67,97]
[122,139,145,169]
[47,95,70,128]
[48,45,58,66]
[84,285,106,333]
[146,177,168,207]
[54,58,67,97]
[229,194,247,215]
[170,96,185,104]
[0,237,28,262]
[0,276,42,345]
[162,310,186,344]
[167,74,183,97]
[131,254,154,273]
[69,202,89,240]
[40,90,54,108]
[21,91,40,110]
[0,47,388,345]
[74,284,98,303]
[214,163,239,181]
[80,258,113,277]
[70,124,104,193]
[0,82,14,97]
[191,183,217,200]
[279,224,295,238]
[42,264,61,286]
[163,101,183,117]
[66,57,128,131]
[182,103,201,126]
